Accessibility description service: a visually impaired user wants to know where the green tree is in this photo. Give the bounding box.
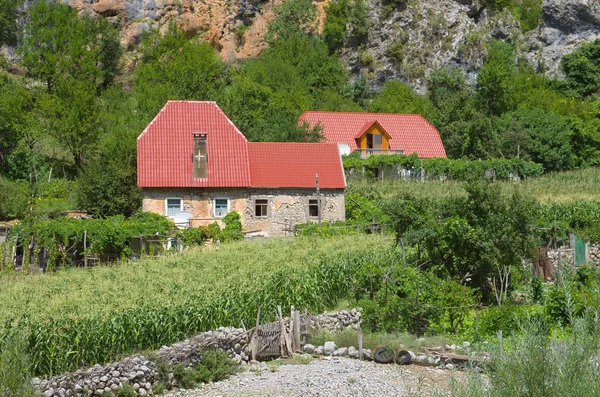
[19,1,121,93]
[370,80,436,120]
[266,0,317,42]
[133,25,225,119]
[495,107,576,171]
[561,39,600,98]
[0,0,21,46]
[40,77,100,170]
[476,40,517,116]
[75,87,143,217]
[386,182,537,298]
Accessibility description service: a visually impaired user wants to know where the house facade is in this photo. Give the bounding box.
[137,101,346,236]
[299,111,447,158]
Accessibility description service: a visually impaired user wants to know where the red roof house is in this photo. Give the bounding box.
[138,101,346,235]
[298,111,447,158]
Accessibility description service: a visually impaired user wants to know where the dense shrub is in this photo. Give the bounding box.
[343,153,544,180]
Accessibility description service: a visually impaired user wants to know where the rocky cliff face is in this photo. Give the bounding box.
[342,0,600,92]
[18,0,600,91]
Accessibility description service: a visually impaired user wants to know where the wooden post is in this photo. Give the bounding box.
[83,230,88,268]
[358,323,363,360]
[498,330,503,357]
[251,306,261,361]
[442,325,446,353]
[277,306,286,357]
[293,310,301,352]
[316,174,322,227]
[11,233,17,270]
[279,305,292,356]
[475,306,480,340]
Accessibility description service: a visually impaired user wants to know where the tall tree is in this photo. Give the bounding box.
[476,40,517,116]
[19,1,121,93]
[0,0,21,46]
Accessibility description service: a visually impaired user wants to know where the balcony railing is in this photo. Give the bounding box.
[353,148,405,158]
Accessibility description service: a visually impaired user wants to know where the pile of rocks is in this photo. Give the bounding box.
[34,309,362,397]
[302,340,482,371]
[33,356,159,397]
[310,308,361,331]
[588,245,600,265]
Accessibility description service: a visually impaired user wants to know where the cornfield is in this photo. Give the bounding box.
[0,235,394,377]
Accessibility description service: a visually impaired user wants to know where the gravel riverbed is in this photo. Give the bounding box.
[163,356,458,397]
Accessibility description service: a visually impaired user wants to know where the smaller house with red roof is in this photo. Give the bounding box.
[298,111,447,158]
[137,101,346,236]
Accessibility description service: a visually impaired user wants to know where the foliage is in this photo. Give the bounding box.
[385,181,537,297]
[494,107,576,171]
[451,313,600,397]
[214,211,243,242]
[265,0,317,43]
[9,212,177,268]
[476,40,517,116]
[0,0,21,47]
[343,152,544,180]
[561,39,600,98]
[171,350,238,388]
[323,0,369,52]
[19,1,121,93]
[0,332,36,397]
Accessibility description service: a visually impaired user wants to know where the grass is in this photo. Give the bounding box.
[0,235,390,324]
[348,167,600,203]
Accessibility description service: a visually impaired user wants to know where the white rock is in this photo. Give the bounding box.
[333,347,348,357]
[463,341,471,349]
[348,346,359,359]
[303,344,316,354]
[315,346,324,355]
[324,341,337,355]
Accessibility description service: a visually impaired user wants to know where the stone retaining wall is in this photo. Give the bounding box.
[35,309,362,397]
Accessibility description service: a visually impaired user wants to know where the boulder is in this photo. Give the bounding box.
[324,341,337,355]
[303,344,316,354]
[92,0,124,17]
[333,347,348,357]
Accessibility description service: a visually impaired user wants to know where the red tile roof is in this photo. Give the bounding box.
[138,101,345,189]
[137,101,251,188]
[248,142,346,188]
[298,111,447,158]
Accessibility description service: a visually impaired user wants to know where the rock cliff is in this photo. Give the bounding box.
[19,0,600,91]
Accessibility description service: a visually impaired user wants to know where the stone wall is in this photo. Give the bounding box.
[35,309,361,397]
[142,187,345,236]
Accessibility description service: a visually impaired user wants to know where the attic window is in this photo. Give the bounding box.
[193,133,207,179]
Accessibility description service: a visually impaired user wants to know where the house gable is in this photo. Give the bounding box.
[354,120,392,151]
[298,111,447,158]
[137,101,251,188]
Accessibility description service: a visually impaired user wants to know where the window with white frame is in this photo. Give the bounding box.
[214,198,229,218]
[166,198,183,217]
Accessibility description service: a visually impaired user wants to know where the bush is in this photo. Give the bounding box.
[452,312,600,396]
[172,350,238,388]
[477,304,545,337]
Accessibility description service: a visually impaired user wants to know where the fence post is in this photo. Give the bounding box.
[84,230,88,268]
[252,306,261,361]
[293,310,301,352]
[358,322,363,360]
[475,306,480,341]
[498,330,503,357]
[442,325,446,353]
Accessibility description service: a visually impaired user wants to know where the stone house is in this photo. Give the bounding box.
[137,101,346,236]
[299,111,447,158]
